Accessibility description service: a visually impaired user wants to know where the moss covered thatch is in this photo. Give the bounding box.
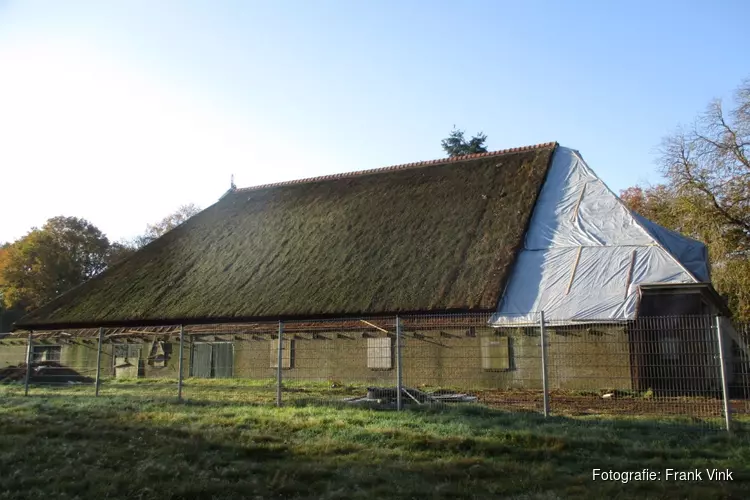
[17,143,557,329]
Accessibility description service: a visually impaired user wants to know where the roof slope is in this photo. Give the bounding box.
[17,143,557,329]
[493,146,709,325]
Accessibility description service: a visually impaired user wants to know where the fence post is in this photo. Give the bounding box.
[177,325,185,402]
[276,321,284,407]
[396,316,403,411]
[539,311,550,417]
[715,316,732,433]
[24,331,34,397]
[94,327,104,396]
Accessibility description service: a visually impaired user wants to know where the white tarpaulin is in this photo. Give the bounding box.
[492,147,709,325]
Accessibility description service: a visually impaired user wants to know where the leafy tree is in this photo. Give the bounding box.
[0,244,23,330]
[441,127,488,157]
[0,217,111,311]
[0,204,202,316]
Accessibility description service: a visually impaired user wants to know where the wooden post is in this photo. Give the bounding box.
[24,331,34,397]
[95,327,104,396]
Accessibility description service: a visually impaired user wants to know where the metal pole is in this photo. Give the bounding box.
[396,316,403,411]
[177,325,185,402]
[715,316,732,433]
[276,321,284,407]
[540,311,550,417]
[94,327,104,396]
[24,331,34,396]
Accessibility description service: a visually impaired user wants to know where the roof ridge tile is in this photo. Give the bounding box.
[235,141,557,193]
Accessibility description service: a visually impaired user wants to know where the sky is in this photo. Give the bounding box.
[1,0,749,244]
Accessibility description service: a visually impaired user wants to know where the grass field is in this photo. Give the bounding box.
[1,380,749,499]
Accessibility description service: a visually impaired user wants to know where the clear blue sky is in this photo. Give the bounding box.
[1,0,748,243]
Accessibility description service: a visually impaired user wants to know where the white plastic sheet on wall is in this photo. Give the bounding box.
[492,147,709,325]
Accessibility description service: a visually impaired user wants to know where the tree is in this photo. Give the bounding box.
[106,240,137,267]
[659,78,750,252]
[133,203,201,247]
[0,217,111,311]
[0,244,23,330]
[618,76,750,319]
[658,78,750,319]
[622,182,750,319]
[441,127,488,157]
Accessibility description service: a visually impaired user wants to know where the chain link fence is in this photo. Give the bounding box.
[2,313,748,432]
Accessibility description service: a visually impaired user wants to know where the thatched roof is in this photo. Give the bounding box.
[16,143,557,330]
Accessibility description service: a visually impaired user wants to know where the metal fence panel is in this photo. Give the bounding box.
[1,313,747,432]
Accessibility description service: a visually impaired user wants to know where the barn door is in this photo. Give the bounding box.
[212,343,233,378]
[191,343,213,378]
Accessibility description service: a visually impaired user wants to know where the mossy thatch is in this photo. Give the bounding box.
[17,144,557,329]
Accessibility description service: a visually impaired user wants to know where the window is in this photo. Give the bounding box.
[113,344,141,359]
[481,336,510,371]
[148,341,170,368]
[269,339,293,369]
[114,344,142,378]
[367,337,392,370]
[32,345,61,363]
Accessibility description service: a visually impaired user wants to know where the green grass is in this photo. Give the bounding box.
[1,381,749,499]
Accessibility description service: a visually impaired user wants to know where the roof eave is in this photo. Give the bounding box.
[638,282,731,316]
[12,306,500,332]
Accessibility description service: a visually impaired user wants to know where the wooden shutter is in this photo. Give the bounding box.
[191,343,213,378]
[212,343,234,378]
[481,336,510,371]
[270,340,293,369]
[367,337,392,370]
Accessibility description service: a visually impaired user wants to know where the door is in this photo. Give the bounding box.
[212,343,233,378]
[191,343,213,378]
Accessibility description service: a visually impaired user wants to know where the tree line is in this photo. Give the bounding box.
[0,204,200,330]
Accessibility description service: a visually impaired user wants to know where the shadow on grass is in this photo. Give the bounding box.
[0,393,749,499]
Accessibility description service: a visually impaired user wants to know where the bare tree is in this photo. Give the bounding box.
[130,203,202,248]
[654,77,750,318]
[660,78,750,238]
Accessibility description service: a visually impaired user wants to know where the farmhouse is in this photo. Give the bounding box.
[3,143,735,393]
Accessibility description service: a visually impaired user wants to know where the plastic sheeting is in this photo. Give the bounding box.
[492,147,709,325]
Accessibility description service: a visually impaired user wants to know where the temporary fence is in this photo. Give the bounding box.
[1,313,748,432]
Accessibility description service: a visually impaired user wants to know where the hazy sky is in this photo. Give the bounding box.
[1,0,748,244]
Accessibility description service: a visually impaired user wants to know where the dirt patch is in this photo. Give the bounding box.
[473,389,738,419]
